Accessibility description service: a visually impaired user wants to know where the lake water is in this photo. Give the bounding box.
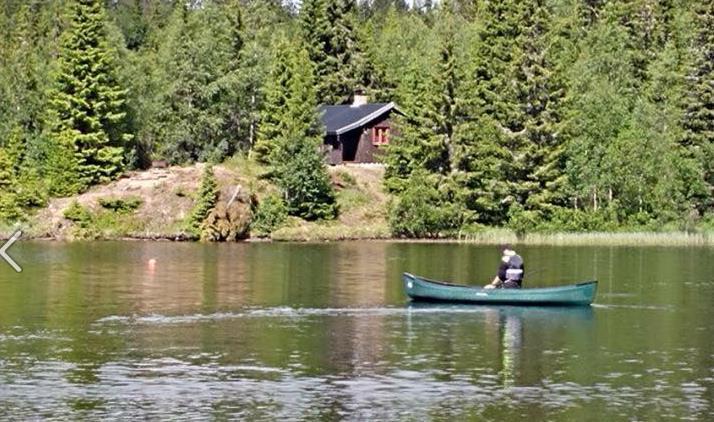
[0,241,713,420]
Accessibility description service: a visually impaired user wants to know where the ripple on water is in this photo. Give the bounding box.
[591,303,674,311]
[93,306,501,326]
[0,330,71,343]
[1,358,712,420]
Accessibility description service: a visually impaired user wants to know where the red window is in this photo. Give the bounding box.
[372,127,390,145]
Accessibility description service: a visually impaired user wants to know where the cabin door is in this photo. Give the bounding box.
[341,131,360,162]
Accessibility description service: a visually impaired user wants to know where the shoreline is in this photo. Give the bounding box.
[3,164,713,247]
[4,227,714,247]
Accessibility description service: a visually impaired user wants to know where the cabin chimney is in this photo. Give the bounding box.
[351,90,368,107]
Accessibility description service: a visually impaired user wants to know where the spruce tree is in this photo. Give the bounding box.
[511,0,567,219]
[301,0,364,104]
[252,36,294,164]
[385,7,471,183]
[188,164,219,235]
[681,1,714,213]
[0,127,47,222]
[472,0,521,128]
[238,0,289,152]
[1,4,58,184]
[383,6,473,232]
[322,0,363,104]
[0,130,21,222]
[46,0,132,194]
[218,0,245,142]
[264,38,337,220]
[300,0,330,89]
[0,5,43,145]
[433,12,460,175]
[464,0,567,224]
[466,0,524,223]
[601,0,675,85]
[383,55,439,192]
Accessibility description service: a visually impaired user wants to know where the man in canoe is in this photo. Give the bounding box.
[485,245,524,289]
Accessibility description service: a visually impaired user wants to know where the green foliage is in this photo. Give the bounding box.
[388,171,467,238]
[62,197,149,239]
[252,35,294,163]
[261,39,338,220]
[511,1,568,217]
[1,0,713,237]
[46,0,132,193]
[251,194,288,237]
[238,0,291,161]
[0,128,47,222]
[507,203,540,238]
[301,0,366,104]
[681,1,714,213]
[98,196,143,213]
[187,165,219,234]
[148,2,246,164]
[63,201,93,228]
[539,207,618,232]
[0,147,22,222]
[275,141,338,220]
[359,8,430,102]
[106,0,150,50]
[383,9,472,190]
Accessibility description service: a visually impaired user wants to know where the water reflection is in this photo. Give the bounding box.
[407,303,594,388]
[1,241,713,420]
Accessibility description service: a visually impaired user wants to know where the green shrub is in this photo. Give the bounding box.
[0,195,22,223]
[274,142,338,221]
[507,203,540,237]
[15,173,48,209]
[0,141,46,223]
[63,201,93,228]
[543,207,620,232]
[98,196,143,213]
[251,194,288,237]
[187,164,219,234]
[388,171,466,238]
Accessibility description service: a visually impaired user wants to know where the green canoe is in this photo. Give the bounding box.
[403,273,597,306]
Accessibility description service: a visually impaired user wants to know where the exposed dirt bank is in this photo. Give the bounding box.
[0,163,390,241]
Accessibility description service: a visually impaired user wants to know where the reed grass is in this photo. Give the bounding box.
[267,223,714,245]
[453,230,714,246]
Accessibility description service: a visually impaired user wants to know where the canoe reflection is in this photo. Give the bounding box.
[405,302,595,322]
[406,303,595,387]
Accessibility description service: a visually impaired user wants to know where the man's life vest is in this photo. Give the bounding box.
[505,254,524,281]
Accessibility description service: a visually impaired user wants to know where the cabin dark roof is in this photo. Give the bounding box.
[319,102,396,135]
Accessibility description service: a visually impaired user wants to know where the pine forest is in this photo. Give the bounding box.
[1,0,713,238]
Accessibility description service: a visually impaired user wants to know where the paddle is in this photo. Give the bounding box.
[524,267,546,279]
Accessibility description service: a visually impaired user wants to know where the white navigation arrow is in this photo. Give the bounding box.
[0,230,22,273]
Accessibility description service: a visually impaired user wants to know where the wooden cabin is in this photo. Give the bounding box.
[319,95,399,165]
